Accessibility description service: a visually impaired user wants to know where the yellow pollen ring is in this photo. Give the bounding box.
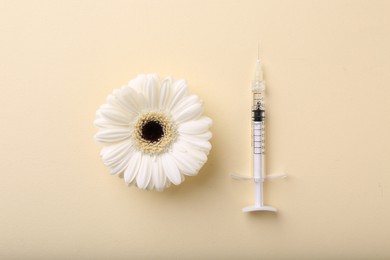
[133,112,176,154]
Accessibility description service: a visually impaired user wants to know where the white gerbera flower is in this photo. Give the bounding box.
[94,74,212,191]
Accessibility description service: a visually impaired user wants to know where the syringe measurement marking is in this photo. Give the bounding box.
[253,123,265,154]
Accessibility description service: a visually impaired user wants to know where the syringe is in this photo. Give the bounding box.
[246,58,276,212]
[231,56,286,213]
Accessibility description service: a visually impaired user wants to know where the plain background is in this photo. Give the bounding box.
[1,0,390,259]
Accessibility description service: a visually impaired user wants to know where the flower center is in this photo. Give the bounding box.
[133,112,176,154]
[141,121,164,142]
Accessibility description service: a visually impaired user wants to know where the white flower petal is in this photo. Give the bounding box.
[128,74,147,93]
[175,141,208,165]
[159,77,172,109]
[154,157,167,191]
[182,131,212,141]
[106,94,121,109]
[124,152,142,184]
[178,136,212,153]
[94,128,131,143]
[191,150,207,165]
[136,155,152,189]
[100,140,133,166]
[178,116,212,135]
[110,152,132,176]
[143,75,159,109]
[167,80,188,110]
[147,175,155,190]
[161,153,182,185]
[106,93,133,113]
[100,142,133,176]
[171,95,200,115]
[94,118,124,129]
[99,105,134,125]
[172,79,187,90]
[116,87,144,114]
[172,103,202,124]
[170,150,199,176]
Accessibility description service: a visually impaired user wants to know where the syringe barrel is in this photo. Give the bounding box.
[252,88,265,154]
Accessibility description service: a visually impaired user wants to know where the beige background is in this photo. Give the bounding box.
[1,0,390,259]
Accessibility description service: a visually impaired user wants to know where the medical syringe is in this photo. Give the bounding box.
[231,55,286,213]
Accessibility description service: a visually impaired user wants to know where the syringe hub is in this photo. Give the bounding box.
[252,59,265,92]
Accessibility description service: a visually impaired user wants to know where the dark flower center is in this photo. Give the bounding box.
[141,121,164,142]
[134,112,175,154]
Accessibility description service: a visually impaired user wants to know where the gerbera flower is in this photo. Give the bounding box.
[94,74,212,191]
